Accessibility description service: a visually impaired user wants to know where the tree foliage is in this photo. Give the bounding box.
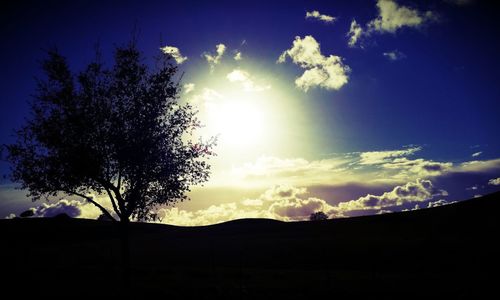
[5,41,216,223]
[309,211,328,221]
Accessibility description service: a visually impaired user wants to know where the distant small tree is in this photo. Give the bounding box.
[5,40,216,224]
[19,209,34,218]
[310,211,328,221]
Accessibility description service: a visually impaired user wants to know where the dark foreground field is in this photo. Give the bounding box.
[1,193,499,299]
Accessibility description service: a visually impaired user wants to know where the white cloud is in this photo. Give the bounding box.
[226,69,270,92]
[234,51,242,61]
[260,184,307,202]
[19,199,102,219]
[157,202,274,226]
[216,149,498,209]
[160,46,188,64]
[359,147,421,165]
[382,158,453,177]
[337,179,447,212]
[246,180,448,221]
[157,185,336,225]
[227,69,248,82]
[187,88,223,106]
[347,19,364,47]
[231,155,354,186]
[278,35,350,91]
[277,35,324,66]
[458,159,500,173]
[466,185,478,191]
[204,43,226,72]
[269,196,334,221]
[242,199,263,207]
[256,185,337,221]
[367,0,437,34]
[346,0,437,47]
[306,10,336,23]
[354,147,452,179]
[383,50,406,61]
[228,147,456,188]
[488,178,500,186]
[402,204,421,212]
[5,213,16,219]
[158,152,498,225]
[427,199,449,208]
[183,83,195,94]
[472,151,482,157]
[156,207,196,226]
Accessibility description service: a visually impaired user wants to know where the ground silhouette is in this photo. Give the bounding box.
[1,192,498,298]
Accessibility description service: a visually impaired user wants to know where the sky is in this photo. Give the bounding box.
[1,0,499,225]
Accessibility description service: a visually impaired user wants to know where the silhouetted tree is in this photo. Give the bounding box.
[19,209,34,218]
[5,40,216,224]
[310,211,328,221]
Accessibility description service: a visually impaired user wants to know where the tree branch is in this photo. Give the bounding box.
[62,189,117,222]
[95,177,127,220]
[110,185,127,219]
[103,186,122,219]
[117,168,122,192]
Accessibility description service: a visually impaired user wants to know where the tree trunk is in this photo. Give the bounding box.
[120,217,131,296]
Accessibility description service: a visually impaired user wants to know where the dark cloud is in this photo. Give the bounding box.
[336,179,447,217]
[34,200,82,217]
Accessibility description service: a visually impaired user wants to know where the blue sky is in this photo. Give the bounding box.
[1,0,499,224]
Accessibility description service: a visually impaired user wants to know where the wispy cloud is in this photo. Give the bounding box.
[186,87,223,106]
[160,45,188,64]
[347,0,437,47]
[488,178,500,186]
[382,158,453,178]
[225,147,500,190]
[383,50,406,61]
[347,19,364,47]
[204,43,226,72]
[457,159,500,173]
[226,69,270,92]
[278,35,350,91]
[305,10,336,23]
[359,147,421,165]
[230,155,354,186]
[368,0,437,34]
[472,151,482,157]
[427,199,454,208]
[183,83,195,94]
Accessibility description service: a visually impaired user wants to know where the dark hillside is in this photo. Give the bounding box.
[1,192,499,298]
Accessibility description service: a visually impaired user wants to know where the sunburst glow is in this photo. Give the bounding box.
[186,64,300,158]
[207,99,266,147]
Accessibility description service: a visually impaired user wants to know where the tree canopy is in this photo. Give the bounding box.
[5,41,216,223]
[310,211,328,221]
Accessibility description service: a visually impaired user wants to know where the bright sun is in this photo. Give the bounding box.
[187,65,296,155]
[207,99,266,147]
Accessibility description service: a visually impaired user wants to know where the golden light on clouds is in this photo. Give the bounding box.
[183,59,311,163]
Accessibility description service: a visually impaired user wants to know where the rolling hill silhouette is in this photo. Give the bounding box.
[1,192,498,298]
